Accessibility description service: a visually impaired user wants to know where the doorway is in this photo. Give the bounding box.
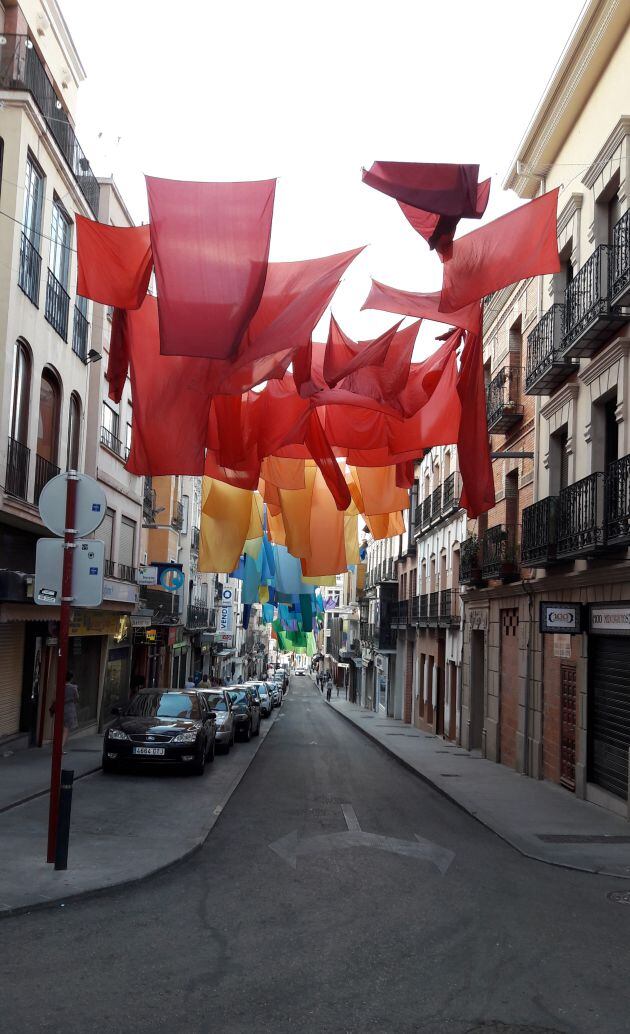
[469,630,485,749]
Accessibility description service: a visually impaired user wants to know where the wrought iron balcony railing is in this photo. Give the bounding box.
[521,496,559,567]
[486,366,523,434]
[525,304,577,395]
[421,497,432,529]
[439,588,460,626]
[100,425,125,458]
[44,269,70,341]
[0,35,99,215]
[606,453,630,547]
[557,472,606,558]
[562,245,628,358]
[18,231,41,306]
[481,524,519,581]
[187,603,210,629]
[460,536,483,586]
[410,594,420,622]
[418,593,429,624]
[104,560,137,582]
[143,476,156,523]
[72,304,89,361]
[428,590,439,625]
[441,471,461,516]
[431,485,442,521]
[34,454,59,505]
[191,526,200,553]
[610,209,630,307]
[392,599,409,626]
[172,500,184,531]
[5,437,30,500]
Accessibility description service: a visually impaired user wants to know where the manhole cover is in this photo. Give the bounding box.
[607,890,630,905]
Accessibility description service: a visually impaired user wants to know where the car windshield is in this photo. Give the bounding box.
[229,690,248,703]
[202,693,227,712]
[125,692,200,720]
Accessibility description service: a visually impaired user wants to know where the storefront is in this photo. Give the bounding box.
[68,611,123,730]
[587,602,630,803]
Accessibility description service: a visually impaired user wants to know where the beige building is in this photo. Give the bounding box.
[460,0,630,817]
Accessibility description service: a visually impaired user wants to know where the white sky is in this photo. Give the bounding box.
[62,0,586,354]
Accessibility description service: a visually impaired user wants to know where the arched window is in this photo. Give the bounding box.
[37,368,60,465]
[67,392,81,470]
[10,341,31,444]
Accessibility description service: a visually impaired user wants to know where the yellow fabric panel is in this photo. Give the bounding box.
[302,575,337,586]
[279,464,317,559]
[301,470,347,576]
[258,585,270,603]
[365,510,405,539]
[199,477,254,573]
[344,515,360,565]
[268,509,287,546]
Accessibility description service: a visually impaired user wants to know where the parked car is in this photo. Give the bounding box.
[267,681,282,707]
[246,681,272,718]
[295,669,306,677]
[102,690,216,775]
[227,687,261,741]
[198,688,235,752]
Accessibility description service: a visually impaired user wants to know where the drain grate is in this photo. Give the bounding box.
[608,890,630,905]
[537,834,630,844]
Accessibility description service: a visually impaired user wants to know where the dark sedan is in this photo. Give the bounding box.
[227,687,261,741]
[102,690,216,775]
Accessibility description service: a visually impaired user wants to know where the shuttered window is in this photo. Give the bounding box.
[119,517,136,569]
[101,508,114,562]
[0,624,25,737]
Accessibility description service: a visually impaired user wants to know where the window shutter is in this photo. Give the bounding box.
[119,517,136,568]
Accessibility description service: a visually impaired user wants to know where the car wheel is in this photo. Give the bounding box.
[192,747,206,776]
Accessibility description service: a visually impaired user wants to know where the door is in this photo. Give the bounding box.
[560,665,577,791]
[448,662,457,741]
[469,630,485,749]
[588,636,630,800]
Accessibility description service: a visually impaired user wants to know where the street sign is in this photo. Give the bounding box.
[39,473,106,537]
[35,539,105,608]
[138,566,158,585]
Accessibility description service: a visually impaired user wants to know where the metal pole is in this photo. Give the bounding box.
[47,472,78,864]
[54,768,74,871]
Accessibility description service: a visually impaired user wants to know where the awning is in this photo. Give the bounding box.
[217,648,235,657]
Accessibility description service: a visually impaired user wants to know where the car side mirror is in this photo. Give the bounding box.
[111,706,121,716]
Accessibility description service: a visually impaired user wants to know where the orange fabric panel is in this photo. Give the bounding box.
[352,465,409,516]
[260,456,305,490]
[301,470,347,576]
[279,465,317,559]
[199,478,254,573]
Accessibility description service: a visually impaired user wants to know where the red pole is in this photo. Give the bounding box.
[47,472,78,863]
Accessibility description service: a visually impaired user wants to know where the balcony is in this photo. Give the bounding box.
[100,425,126,460]
[431,485,442,522]
[557,472,606,559]
[441,471,461,517]
[562,245,628,358]
[143,477,156,524]
[610,210,630,307]
[191,526,200,553]
[44,269,70,341]
[187,603,210,630]
[0,35,99,215]
[392,599,409,627]
[418,594,429,624]
[439,588,460,627]
[421,497,431,529]
[606,453,630,548]
[5,437,30,500]
[410,594,420,623]
[525,304,577,395]
[104,560,137,582]
[521,496,559,567]
[34,454,59,505]
[428,590,439,625]
[460,536,483,586]
[172,501,184,531]
[72,304,89,362]
[481,524,519,581]
[18,232,41,306]
[486,366,523,434]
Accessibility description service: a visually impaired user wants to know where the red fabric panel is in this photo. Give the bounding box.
[339,321,419,402]
[396,460,415,489]
[106,308,130,403]
[457,329,495,518]
[398,177,491,253]
[204,451,260,490]
[146,176,276,358]
[439,188,561,312]
[304,410,351,511]
[124,296,215,474]
[76,216,153,310]
[362,280,482,334]
[397,329,462,417]
[362,162,480,217]
[323,316,402,388]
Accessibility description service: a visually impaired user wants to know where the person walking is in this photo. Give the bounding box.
[326,678,332,702]
[62,671,79,752]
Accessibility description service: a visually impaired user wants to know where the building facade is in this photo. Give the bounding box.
[360,527,402,713]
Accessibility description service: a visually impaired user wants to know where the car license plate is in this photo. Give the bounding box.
[133,746,165,756]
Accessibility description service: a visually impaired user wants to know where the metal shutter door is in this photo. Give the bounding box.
[0,623,25,737]
[588,636,630,799]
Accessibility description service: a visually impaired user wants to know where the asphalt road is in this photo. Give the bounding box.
[3,674,630,1034]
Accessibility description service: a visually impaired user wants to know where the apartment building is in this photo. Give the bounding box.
[359,527,402,713]
[322,565,365,699]
[460,0,630,816]
[0,1,102,739]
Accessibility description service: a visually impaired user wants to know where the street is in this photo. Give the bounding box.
[3,674,630,1034]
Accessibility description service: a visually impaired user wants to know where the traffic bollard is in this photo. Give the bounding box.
[54,768,74,871]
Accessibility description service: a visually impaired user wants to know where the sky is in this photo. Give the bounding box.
[62,0,586,354]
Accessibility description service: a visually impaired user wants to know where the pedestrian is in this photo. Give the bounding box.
[51,670,78,753]
[184,678,195,689]
[326,680,332,702]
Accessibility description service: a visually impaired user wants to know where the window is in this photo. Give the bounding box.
[119,517,137,570]
[23,155,44,247]
[10,341,31,444]
[67,393,81,470]
[550,427,569,496]
[101,509,114,562]
[102,402,119,439]
[37,369,60,464]
[125,422,132,457]
[49,198,72,289]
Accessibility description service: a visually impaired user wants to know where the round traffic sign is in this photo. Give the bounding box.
[39,473,107,537]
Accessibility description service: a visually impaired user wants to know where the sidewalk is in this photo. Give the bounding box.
[0,713,279,917]
[328,696,630,879]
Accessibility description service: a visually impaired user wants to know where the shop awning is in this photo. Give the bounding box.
[217,648,235,657]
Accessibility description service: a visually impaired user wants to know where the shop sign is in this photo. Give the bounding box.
[553,634,572,659]
[130,615,151,628]
[589,603,630,636]
[69,611,122,637]
[540,601,582,635]
[138,566,158,585]
[103,579,139,604]
[219,604,233,634]
[145,628,157,642]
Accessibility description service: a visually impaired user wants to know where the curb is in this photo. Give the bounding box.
[0,764,102,815]
[326,698,630,881]
[0,707,282,921]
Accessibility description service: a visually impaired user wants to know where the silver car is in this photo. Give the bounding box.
[245,681,272,717]
[268,681,282,708]
[198,689,235,752]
